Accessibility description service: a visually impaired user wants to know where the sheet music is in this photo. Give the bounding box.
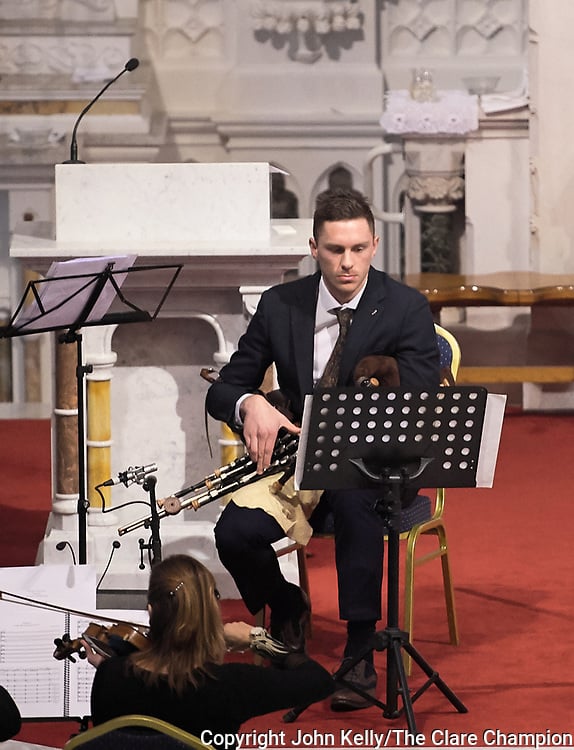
[476,392,507,487]
[14,255,136,332]
[66,605,148,718]
[0,565,150,719]
[0,565,96,718]
[294,394,314,492]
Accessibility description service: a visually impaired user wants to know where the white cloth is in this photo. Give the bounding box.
[481,68,529,114]
[380,89,479,135]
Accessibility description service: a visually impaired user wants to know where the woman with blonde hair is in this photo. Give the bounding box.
[87,554,333,745]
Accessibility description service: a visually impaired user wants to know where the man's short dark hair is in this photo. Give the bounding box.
[313,189,375,240]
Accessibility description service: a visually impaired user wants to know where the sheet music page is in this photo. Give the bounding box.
[65,615,98,719]
[15,255,136,332]
[0,565,96,718]
[294,394,314,491]
[476,392,507,488]
[66,606,149,718]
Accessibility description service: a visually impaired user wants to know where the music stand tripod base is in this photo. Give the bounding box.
[325,473,468,734]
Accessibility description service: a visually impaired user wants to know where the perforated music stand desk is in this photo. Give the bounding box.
[0,259,182,565]
[293,385,494,733]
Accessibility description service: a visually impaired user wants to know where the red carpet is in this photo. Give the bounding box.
[1,419,52,567]
[2,413,574,747]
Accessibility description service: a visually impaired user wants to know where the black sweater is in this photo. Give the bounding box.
[91,655,334,748]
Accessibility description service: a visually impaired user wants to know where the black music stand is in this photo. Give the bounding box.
[0,258,182,565]
[292,385,496,733]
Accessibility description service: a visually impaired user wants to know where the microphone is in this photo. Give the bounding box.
[103,463,158,487]
[64,57,140,164]
[56,540,77,565]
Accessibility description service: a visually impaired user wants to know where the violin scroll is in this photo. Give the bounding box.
[53,634,88,663]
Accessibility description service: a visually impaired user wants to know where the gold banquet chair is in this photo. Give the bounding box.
[399,323,461,673]
[64,715,214,750]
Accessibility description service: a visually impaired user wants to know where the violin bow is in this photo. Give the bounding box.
[0,589,147,630]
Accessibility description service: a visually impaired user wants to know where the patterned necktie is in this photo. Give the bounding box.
[318,307,353,388]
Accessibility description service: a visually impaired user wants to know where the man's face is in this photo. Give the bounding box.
[310,218,378,304]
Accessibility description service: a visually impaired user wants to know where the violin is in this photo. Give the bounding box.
[53,621,149,663]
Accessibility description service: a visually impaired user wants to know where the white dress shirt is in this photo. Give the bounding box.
[313,277,367,385]
[234,276,368,425]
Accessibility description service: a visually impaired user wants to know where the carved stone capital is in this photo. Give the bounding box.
[407,175,465,213]
[251,0,364,63]
[403,138,465,212]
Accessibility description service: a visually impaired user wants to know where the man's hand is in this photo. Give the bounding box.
[240,394,300,473]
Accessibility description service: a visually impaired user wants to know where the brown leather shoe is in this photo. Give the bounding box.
[331,659,377,711]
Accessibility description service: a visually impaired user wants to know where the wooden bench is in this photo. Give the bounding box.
[405,272,574,385]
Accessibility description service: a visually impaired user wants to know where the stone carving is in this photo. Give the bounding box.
[404,140,465,213]
[143,0,224,60]
[0,39,131,75]
[251,0,363,62]
[384,0,527,58]
[0,0,117,21]
[0,0,134,74]
[407,175,464,212]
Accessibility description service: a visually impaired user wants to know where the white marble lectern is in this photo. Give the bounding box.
[10,162,312,604]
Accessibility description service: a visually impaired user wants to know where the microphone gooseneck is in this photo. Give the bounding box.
[65,57,140,165]
[55,540,77,566]
[96,540,121,591]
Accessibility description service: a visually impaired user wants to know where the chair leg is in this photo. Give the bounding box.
[436,524,459,646]
[252,608,267,665]
[402,524,459,675]
[296,546,312,637]
[254,607,266,629]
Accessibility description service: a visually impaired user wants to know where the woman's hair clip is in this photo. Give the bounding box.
[169,581,184,597]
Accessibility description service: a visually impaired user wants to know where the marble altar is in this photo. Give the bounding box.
[10,162,312,602]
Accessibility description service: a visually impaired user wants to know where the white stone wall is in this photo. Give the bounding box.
[529,0,574,272]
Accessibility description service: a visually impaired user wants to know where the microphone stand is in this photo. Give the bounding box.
[138,475,162,569]
[64,57,139,164]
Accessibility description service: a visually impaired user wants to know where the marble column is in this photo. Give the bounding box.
[402,139,465,273]
[85,325,117,515]
[529,0,574,272]
[52,333,79,520]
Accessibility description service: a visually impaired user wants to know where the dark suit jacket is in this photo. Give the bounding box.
[207,267,440,428]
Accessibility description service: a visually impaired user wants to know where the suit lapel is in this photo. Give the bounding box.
[292,273,319,395]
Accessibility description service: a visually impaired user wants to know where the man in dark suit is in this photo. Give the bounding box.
[206,189,440,710]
